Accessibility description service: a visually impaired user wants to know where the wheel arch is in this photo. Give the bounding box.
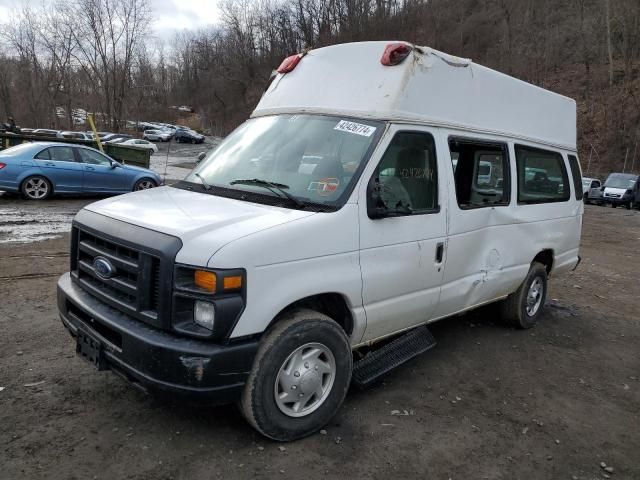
[266,292,355,337]
[19,171,55,194]
[532,249,554,275]
[132,174,158,188]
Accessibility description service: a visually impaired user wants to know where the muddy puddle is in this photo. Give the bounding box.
[0,198,90,244]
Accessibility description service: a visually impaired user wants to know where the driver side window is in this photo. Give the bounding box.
[370,131,438,216]
[77,148,111,166]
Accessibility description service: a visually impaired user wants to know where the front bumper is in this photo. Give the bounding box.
[603,195,632,205]
[57,272,258,403]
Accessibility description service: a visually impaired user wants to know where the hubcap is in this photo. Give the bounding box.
[274,342,336,418]
[25,178,48,199]
[525,277,544,316]
[135,180,154,190]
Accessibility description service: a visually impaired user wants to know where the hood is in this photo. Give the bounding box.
[83,186,316,266]
[121,163,158,175]
[603,187,629,195]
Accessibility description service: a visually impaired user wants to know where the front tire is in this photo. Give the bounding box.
[499,262,548,329]
[240,309,352,441]
[21,175,52,200]
[133,178,157,191]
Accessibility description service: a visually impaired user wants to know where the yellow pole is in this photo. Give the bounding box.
[87,114,104,153]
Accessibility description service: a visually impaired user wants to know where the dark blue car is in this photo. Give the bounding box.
[0,142,162,200]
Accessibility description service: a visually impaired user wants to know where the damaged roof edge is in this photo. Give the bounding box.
[254,41,577,150]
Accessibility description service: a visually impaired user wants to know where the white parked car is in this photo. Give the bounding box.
[121,138,158,153]
[582,177,602,204]
[56,131,94,141]
[57,41,582,441]
[143,129,172,142]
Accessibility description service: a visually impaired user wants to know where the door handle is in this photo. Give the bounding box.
[44,162,55,166]
[85,166,95,171]
[435,242,445,264]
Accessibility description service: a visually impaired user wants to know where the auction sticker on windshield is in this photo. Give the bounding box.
[334,120,376,137]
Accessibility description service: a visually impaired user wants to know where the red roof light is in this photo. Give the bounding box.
[277,54,303,74]
[381,43,413,66]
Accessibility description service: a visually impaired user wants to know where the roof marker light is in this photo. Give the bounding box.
[381,43,413,66]
[277,54,303,74]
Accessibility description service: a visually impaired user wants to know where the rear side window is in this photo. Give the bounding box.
[567,154,583,200]
[35,148,50,160]
[515,145,570,204]
[49,147,76,162]
[449,138,510,208]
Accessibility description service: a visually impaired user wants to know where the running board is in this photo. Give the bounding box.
[352,326,437,389]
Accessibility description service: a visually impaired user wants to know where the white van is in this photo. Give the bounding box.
[57,42,583,441]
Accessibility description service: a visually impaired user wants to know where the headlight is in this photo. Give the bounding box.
[172,265,246,340]
[194,300,215,330]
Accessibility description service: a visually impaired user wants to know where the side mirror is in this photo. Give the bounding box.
[110,160,119,169]
[600,186,605,192]
[197,152,206,162]
[367,177,388,219]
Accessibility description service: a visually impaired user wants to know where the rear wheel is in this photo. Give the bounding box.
[133,178,157,191]
[21,175,52,200]
[240,309,352,441]
[499,262,548,329]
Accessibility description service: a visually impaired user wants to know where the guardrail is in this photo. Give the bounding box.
[0,133,151,168]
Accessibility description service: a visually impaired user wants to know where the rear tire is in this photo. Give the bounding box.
[21,175,52,200]
[499,262,548,329]
[240,309,352,441]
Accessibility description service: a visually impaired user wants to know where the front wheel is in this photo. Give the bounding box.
[240,309,352,441]
[21,175,52,200]
[499,262,548,329]
[133,178,157,191]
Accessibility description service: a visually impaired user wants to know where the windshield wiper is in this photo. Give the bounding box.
[230,178,305,208]
[194,173,212,191]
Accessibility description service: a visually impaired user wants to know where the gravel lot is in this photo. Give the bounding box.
[0,202,639,480]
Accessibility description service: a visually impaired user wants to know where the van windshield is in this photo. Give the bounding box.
[605,174,636,189]
[183,114,382,209]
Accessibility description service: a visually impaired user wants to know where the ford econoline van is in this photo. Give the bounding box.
[57,42,583,441]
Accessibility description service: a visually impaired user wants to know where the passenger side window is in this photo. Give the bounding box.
[370,131,438,215]
[448,138,510,208]
[48,147,75,162]
[515,145,570,204]
[78,148,111,166]
[567,154,583,200]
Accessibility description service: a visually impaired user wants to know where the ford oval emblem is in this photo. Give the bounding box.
[93,256,116,279]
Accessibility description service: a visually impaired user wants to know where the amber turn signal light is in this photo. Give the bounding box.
[223,275,243,291]
[194,270,217,292]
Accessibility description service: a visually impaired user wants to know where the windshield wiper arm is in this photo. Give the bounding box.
[230,178,305,208]
[194,173,212,191]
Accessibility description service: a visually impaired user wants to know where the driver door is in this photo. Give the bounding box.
[358,126,447,343]
[75,148,127,193]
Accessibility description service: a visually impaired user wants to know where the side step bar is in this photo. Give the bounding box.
[352,325,437,389]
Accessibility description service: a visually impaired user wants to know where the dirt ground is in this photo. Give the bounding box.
[0,201,639,480]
